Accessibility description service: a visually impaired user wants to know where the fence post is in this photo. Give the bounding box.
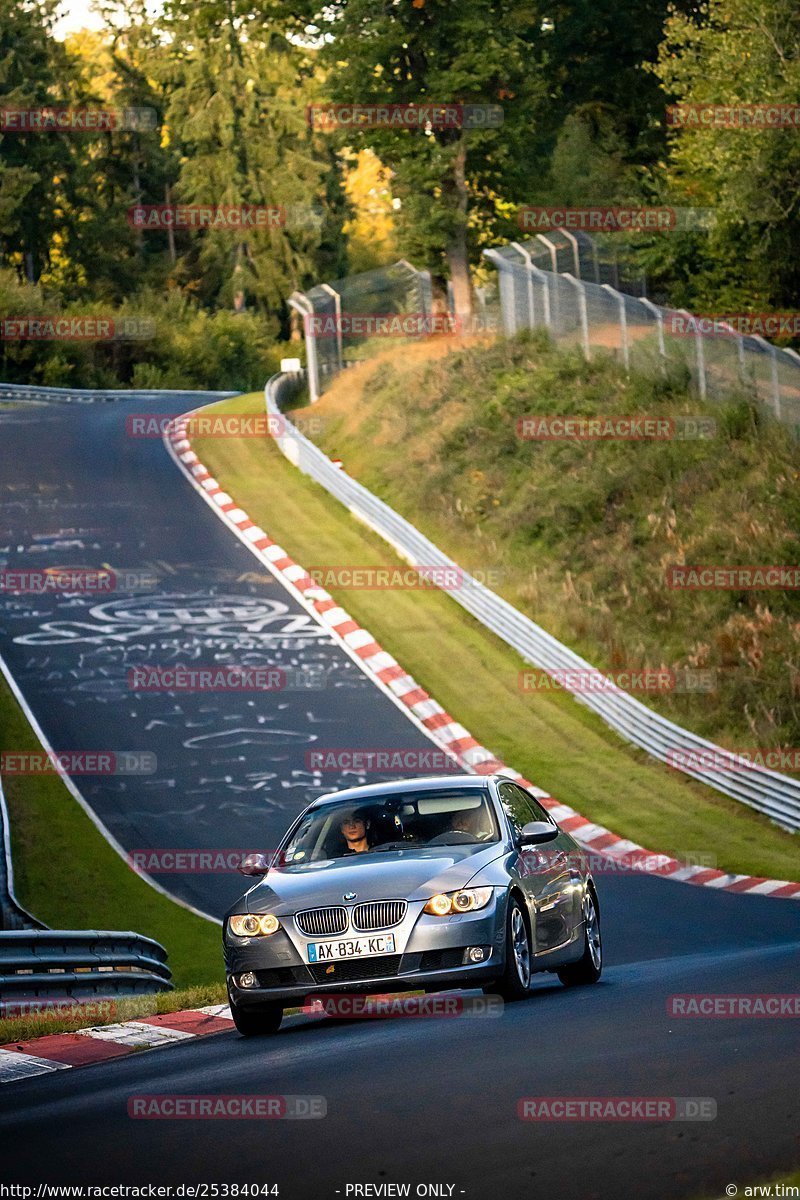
[638,297,667,366]
[782,347,800,427]
[749,334,781,418]
[535,233,559,274]
[601,283,630,371]
[719,321,747,384]
[561,229,582,279]
[679,309,706,400]
[530,264,552,330]
[562,273,590,359]
[320,283,343,375]
[511,242,536,329]
[591,238,601,284]
[483,249,517,337]
[768,344,782,419]
[289,292,319,402]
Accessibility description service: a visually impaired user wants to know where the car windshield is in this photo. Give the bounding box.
[278,787,499,864]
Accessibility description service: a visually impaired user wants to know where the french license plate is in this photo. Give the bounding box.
[307,934,396,963]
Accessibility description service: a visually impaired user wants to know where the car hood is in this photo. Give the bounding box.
[239,844,506,916]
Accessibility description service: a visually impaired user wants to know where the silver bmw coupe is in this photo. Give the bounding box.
[224,774,602,1034]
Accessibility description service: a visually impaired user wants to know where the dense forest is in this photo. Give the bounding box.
[0,0,797,388]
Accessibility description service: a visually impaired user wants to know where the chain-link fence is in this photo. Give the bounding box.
[290,260,433,401]
[484,234,800,434]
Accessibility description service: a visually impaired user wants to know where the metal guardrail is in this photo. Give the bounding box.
[0,930,172,1000]
[266,371,800,833]
[0,776,173,995]
[0,383,237,405]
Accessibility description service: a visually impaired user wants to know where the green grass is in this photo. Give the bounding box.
[0,982,228,1045]
[310,332,800,755]
[193,391,799,881]
[0,672,224,989]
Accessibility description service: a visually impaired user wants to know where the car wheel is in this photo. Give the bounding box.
[557,890,602,987]
[229,995,283,1036]
[497,895,533,1001]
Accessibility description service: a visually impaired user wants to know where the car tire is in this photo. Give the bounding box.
[496,895,533,1001]
[557,890,602,987]
[229,995,283,1036]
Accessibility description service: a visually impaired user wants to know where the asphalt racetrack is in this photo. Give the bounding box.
[0,396,798,1199]
[0,396,450,916]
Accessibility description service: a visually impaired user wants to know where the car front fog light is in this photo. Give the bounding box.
[237,972,257,989]
[468,946,486,963]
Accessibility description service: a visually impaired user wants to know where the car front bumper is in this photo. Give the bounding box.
[224,896,507,1006]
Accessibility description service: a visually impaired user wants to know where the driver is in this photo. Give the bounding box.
[338,808,373,854]
[450,805,490,839]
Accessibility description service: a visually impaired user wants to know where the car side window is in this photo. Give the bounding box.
[498,782,554,839]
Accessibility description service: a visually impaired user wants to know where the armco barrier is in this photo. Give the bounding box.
[1,778,173,993]
[0,930,172,1001]
[266,370,800,833]
[0,383,236,405]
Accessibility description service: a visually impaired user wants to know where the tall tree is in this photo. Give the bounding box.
[157,0,342,319]
[0,0,76,281]
[651,0,800,311]
[289,0,546,314]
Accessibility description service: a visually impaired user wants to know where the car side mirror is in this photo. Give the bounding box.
[239,852,272,876]
[519,821,559,846]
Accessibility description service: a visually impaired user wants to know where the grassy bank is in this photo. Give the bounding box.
[310,334,800,755]
[193,390,798,881]
[0,672,223,989]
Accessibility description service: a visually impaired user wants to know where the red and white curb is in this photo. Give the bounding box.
[163,412,800,904]
[0,1005,234,1084]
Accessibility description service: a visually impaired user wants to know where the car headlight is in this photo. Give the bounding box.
[228,914,280,937]
[423,887,493,916]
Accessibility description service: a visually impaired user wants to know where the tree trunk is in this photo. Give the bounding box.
[446,136,472,319]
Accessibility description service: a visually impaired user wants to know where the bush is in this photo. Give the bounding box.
[0,270,282,391]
